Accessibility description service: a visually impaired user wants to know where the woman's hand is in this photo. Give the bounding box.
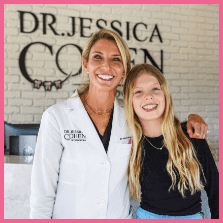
[187,114,208,139]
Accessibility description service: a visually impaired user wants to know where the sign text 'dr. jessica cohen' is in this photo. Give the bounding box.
[18,11,164,90]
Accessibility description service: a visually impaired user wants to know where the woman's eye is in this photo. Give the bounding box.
[94,55,102,59]
[152,88,160,91]
[135,91,142,94]
[112,58,121,62]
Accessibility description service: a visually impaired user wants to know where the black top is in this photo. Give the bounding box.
[140,123,219,219]
[89,110,114,153]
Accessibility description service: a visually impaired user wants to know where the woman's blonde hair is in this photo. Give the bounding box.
[79,29,131,95]
[123,63,205,202]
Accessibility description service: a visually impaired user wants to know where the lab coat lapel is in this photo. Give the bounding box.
[67,90,106,155]
[107,97,126,157]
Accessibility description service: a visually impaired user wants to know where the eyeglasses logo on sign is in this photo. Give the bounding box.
[64,130,86,141]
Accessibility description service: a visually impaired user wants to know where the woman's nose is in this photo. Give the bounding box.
[102,59,111,70]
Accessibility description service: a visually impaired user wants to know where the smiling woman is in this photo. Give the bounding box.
[30,29,209,219]
[30,29,133,219]
[82,39,125,122]
[78,30,130,137]
[83,39,124,95]
[80,29,130,93]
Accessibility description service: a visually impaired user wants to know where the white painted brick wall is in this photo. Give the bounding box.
[4,4,219,161]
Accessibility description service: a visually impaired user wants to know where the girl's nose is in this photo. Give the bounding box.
[145,92,153,99]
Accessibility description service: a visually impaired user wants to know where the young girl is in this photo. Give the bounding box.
[123,64,219,219]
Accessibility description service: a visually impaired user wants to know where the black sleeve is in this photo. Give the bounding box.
[181,122,219,219]
[193,138,219,219]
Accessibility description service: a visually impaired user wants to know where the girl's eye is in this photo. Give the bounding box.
[94,55,102,59]
[152,88,160,91]
[135,90,142,94]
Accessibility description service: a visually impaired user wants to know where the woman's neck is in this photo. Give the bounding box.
[141,119,162,138]
[84,86,116,111]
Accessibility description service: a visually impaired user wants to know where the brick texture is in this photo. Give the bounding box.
[4,4,219,160]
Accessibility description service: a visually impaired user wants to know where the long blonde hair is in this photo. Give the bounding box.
[123,64,205,202]
[79,29,131,95]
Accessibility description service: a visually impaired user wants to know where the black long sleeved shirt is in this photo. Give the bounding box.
[140,124,219,219]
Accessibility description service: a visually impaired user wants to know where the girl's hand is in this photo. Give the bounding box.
[187,114,208,139]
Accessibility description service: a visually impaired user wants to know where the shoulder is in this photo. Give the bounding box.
[180,122,210,156]
[38,100,69,128]
[44,99,68,117]
[39,96,80,129]
[44,90,79,117]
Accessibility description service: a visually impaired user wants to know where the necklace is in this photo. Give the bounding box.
[84,95,113,117]
[144,135,164,150]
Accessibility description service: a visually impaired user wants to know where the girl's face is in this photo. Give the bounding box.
[132,72,165,123]
[83,39,124,92]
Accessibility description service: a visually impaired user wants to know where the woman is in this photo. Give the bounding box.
[30,29,208,219]
[123,64,219,219]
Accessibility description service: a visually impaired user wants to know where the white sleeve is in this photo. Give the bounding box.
[30,109,63,219]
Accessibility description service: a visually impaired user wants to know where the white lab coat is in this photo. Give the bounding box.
[30,90,132,219]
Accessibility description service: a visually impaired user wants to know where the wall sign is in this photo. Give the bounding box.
[18,10,164,91]
[19,42,80,91]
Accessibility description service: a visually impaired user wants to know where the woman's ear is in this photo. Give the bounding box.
[83,59,88,72]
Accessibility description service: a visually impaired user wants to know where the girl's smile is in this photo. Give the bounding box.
[142,104,158,111]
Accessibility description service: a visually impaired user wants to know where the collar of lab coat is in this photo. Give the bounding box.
[67,90,126,158]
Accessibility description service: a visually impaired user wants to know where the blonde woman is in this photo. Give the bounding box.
[123,64,219,219]
[30,29,208,219]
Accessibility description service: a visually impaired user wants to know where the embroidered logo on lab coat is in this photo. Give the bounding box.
[120,136,132,144]
[64,130,86,141]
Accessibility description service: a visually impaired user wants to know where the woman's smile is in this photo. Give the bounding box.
[97,73,114,81]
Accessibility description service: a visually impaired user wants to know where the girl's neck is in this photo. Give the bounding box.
[141,119,162,138]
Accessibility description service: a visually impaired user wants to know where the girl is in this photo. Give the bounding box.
[123,64,219,219]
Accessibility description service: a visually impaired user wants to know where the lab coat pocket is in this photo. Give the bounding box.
[59,157,85,185]
[120,144,132,157]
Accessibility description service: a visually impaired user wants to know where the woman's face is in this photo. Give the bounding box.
[132,72,165,123]
[83,39,124,92]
